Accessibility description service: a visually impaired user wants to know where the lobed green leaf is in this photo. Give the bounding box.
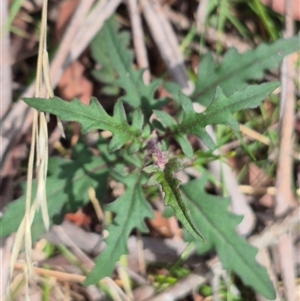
[193,36,300,106]
[0,143,109,240]
[144,158,204,240]
[181,177,276,299]
[85,173,154,285]
[155,82,279,157]
[91,17,165,117]
[23,97,146,153]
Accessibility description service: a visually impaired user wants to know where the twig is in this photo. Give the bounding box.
[209,259,223,301]
[275,3,298,216]
[163,6,190,30]
[249,207,299,249]
[49,0,95,88]
[196,0,209,34]
[240,185,276,196]
[69,0,122,64]
[52,226,95,271]
[239,185,300,197]
[0,0,12,119]
[14,262,86,283]
[141,0,194,95]
[277,232,296,301]
[127,0,150,84]
[0,236,14,299]
[274,0,298,300]
[136,230,147,276]
[255,248,282,301]
[44,220,104,255]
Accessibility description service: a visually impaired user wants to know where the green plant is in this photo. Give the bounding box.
[1,17,299,299]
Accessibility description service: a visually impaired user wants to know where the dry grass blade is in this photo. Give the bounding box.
[9,0,52,298]
[145,273,207,301]
[116,261,134,300]
[10,117,37,278]
[239,124,271,146]
[89,187,104,222]
[102,277,131,301]
[136,231,146,276]
[33,0,51,233]
[4,273,26,301]
[36,112,49,229]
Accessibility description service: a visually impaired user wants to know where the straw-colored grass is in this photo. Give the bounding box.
[9,0,52,299]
